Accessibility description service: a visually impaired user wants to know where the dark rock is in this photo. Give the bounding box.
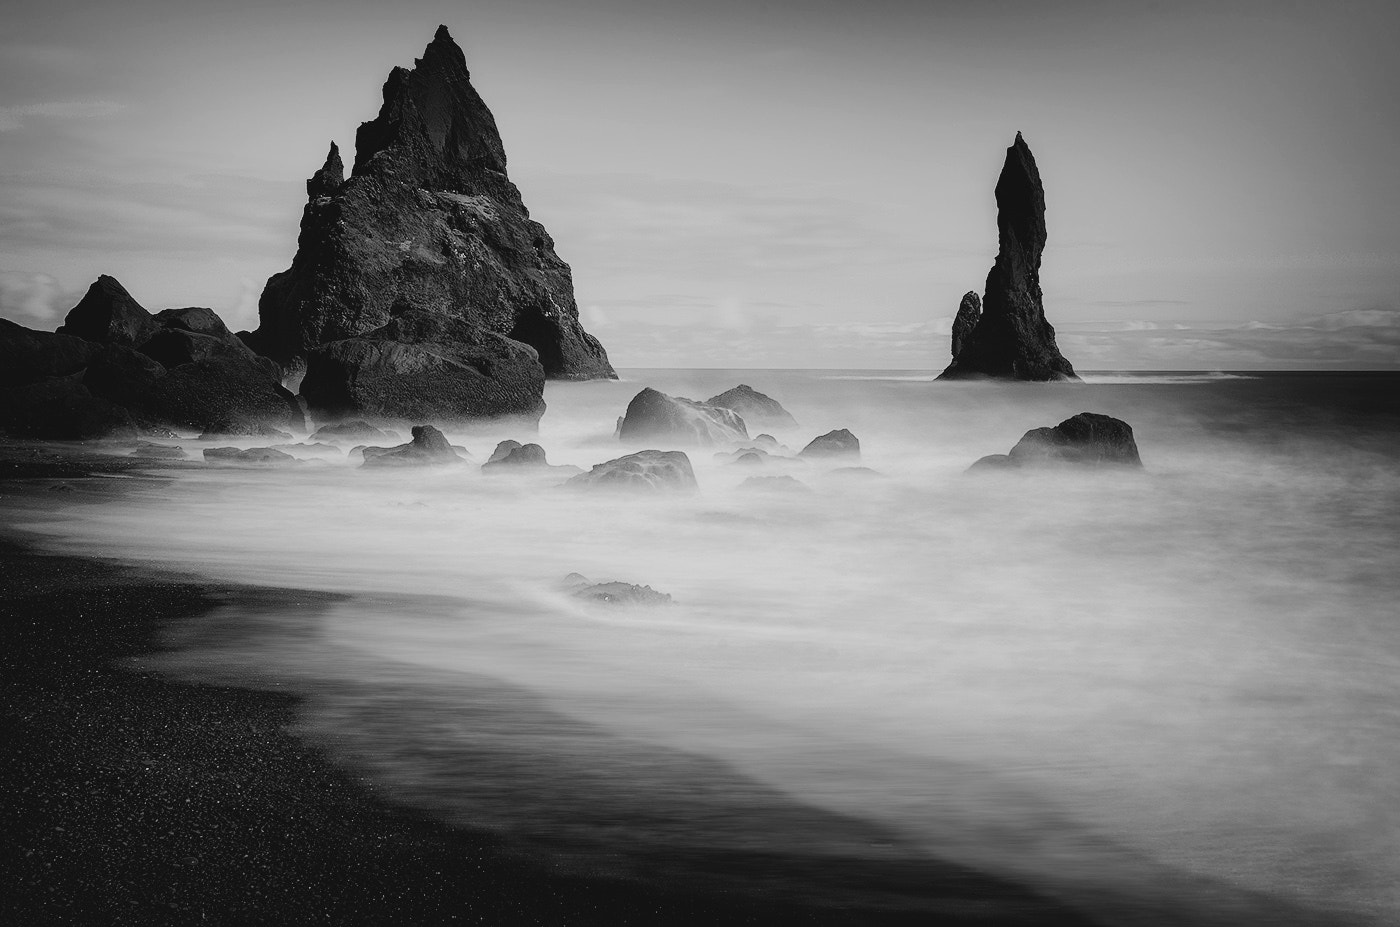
[566,450,698,493]
[0,318,100,387]
[203,446,299,466]
[300,310,545,424]
[705,384,797,429]
[248,26,614,381]
[361,424,463,467]
[56,275,160,347]
[481,442,548,469]
[0,375,137,440]
[486,439,523,463]
[143,309,280,380]
[939,134,1076,381]
[617,388,748,446]
[140,355,303,435]
[739,475,812,493]
[799,429,860,460]
[80,345,167,408]
[309,420,398,443]
[950,291,981,359]
[562,574,673,607]
[1006,412,1142,466]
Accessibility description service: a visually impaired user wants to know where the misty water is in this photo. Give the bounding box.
[18,370,1400,924]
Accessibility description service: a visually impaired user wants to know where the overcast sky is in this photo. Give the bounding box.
[2,0,1398,369]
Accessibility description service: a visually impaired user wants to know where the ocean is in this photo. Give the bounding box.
[15,369,1400,925]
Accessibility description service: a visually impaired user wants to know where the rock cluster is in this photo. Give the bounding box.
[361,424,464,467]
[0,278,301,440]
[246,25,614,399]
[940,134,1076,381]
[970,413,1142,470]
[616,388,748,446]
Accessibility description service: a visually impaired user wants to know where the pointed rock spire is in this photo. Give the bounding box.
[57,275,159,347]
[940,133,1076,380]
[306,142,343,198]
[250,26,614,385]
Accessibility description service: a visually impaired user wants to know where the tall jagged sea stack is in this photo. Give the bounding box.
[940,133,1076,381]
[247,25,614,385]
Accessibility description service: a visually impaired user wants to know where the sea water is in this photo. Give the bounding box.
[20,370,1400,924]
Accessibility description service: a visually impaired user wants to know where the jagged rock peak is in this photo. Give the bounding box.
[939,132,1076,381]
[950,291,980,358]
[57,275,158,347]
[306,142,344,198]
[352,24,507,181]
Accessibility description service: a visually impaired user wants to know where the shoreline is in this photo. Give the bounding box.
[0,450,1098,925]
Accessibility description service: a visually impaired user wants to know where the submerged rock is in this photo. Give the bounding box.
[940,134,1076,381]
[562,573,673,607]
[361,424,463,467]
[247,26,614,381]
[566,450,698,493]
[971,413,1143,470]
[300,310,545,424]
[799,429,860,460]
[128,443,186,460]
[739,475,812,494]
[481,442,548,469]
[705,384,797,429]
[203,446,298,466]
[617,388,748,446]
[486,439,524,463]
[309,421,399,443]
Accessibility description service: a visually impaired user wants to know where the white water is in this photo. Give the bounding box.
[19,370,1400,924]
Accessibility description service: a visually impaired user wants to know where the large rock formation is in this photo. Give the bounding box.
[0,280,301,439]
[246,25,614,383]
[299,310,545,424]
[940,134,1076,381]
[616,388,748,446]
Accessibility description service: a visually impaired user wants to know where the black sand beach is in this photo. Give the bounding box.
[0,449,1098,926]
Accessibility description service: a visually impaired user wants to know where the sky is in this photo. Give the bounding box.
[2,0,1398,369]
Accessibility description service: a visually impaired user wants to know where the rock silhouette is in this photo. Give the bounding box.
[617,388,748,446]
[247,26,614,383]
[799,429,860,460]
[970,413,1142,470]
[940,134,1076,381]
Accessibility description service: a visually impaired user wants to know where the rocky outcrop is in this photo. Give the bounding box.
[56,276,160,348]
[481,442,547,469]
[300,310,546,424]
[970,413,1142,470]
[486,439,523,463]
[1,282,300,439]
[617,388,748,446]
[940,134,1076,381]
[566,450,698,493]
[361,424,464,467]
[247,26,614,382]
[799,429,860,460]
[705,384,797,429]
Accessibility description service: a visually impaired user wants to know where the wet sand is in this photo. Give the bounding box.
[0,446,1096,926]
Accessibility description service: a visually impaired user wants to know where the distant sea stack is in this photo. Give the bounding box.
[939,133,1076,381]
[246,25,615,382]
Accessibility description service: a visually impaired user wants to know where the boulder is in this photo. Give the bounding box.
[300,310,546,424]
[310,420,398,443]
[566,450,698,493]
[56,275,160,347]
[481,442,548,469]
[361,424,463,467]
[247,26,614,381]
[486,439,524,463]
[0,375,137,440]
[939,134,1076,381]
[799,429,860,460]
[146,356,303,435]
[751,434,791,454]
[970,413,1143,471]
[705,384,797,429]
[0,318,100,387]
[202,446,298,466]
[617,388,748,446]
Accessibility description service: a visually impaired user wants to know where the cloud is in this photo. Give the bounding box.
[0,100,128,131]
[0,271,84,329]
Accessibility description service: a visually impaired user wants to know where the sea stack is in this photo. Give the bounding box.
[247,25,615,382]
[939,133,1076,381]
